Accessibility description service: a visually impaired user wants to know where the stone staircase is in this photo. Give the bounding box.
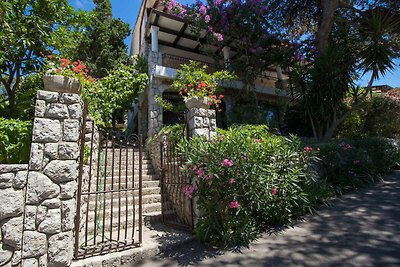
[79,148,162,247]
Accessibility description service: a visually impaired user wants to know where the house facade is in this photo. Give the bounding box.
[130,0,290,140]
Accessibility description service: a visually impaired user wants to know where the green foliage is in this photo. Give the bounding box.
[146,124,186,149]
[71,0,130,78]
[172,61,234,109]
[15,73,44,120]
[338,93,400,138]
[154,95,174,111]
[180,125,324,247]
[84,64,148,129]
[0,73,44,120]
[0,0,88,114]
[318,137,398,194]
[0,118,32,164]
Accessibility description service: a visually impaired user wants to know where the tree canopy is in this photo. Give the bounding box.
[70,0,131,78]
[0,0,88,116]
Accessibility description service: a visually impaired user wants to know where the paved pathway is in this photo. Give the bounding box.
[135,171,400,267]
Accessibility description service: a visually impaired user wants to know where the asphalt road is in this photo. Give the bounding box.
[135,171,400,267]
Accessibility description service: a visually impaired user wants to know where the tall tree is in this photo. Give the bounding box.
[0,0,87,116]
[72,0,131,78]
[271,0,400,140]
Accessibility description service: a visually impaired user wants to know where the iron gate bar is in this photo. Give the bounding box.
[102,134,108,244]
[93,133,102,246]
[139,136,143,243]
[74,100,88,259]
[74,116,144,258]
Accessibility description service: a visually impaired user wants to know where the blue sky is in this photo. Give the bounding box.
[69,0,400,87]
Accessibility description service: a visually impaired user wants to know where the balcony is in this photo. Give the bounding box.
[159,53,289,90]
[161,54,221,74]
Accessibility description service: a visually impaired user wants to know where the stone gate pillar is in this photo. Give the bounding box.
[20,75,83,267]
[185,97,217,140]
[185,97,217,226]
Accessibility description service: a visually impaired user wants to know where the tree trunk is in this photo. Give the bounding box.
[317,0,339,50]
[7,90,16,116]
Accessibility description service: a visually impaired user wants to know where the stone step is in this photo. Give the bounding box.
[99,158,152,164]
[82,186,161,199]
[85,202,162,225]
[81,211,164,237]
[87,194,162,210]
[95,169,156,177]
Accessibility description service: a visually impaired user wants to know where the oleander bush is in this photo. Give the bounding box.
[317,137,399,194]
[179,125,325,247]
[0,118,32,164]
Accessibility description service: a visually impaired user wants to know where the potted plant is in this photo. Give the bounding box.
[171,61,234,111]
[43,54,94,94]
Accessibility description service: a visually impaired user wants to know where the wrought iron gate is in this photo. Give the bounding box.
[74,112,143,259]
[160,136,193,231]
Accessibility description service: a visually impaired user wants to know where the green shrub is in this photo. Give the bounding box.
[338,93,400,138]
[180,125,324,247]
[146,124,186,149]
[0,118,32,164]
[318,137,398,193]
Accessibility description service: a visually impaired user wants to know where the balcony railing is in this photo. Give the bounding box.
[161,54,220,74]
[161,53,289,89]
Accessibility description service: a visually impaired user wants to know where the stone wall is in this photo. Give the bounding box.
[19,89,83,267]
[0,165,28,266]
[147,51,164,138]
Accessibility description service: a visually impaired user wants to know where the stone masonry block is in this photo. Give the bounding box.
[0,188,24,221]
[26,172,59,204]
[68,103,83,119]
[0,173,14,189]
[48,232,73,266]
[37,90,59,102]
[13,170,28,189]
[35,99,46,117]
[45,103,70,119]
[44,143,59,160]
[32,118,61,142]
[63,119,80,142]
[44,160,78,183]
[61,93,80,104]
[29,143,44,171]
[59,142,79,160]
[2,216,24,249]
[38,208,61,234]
[22,231,47,258]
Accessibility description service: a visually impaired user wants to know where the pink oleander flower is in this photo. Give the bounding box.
[205,173,214,181]
[254,138,262,143]
[304,146,313,152]
[229,178,235,185]
[205,14,210,23]
[229,200,240,209]
[221,159,233,167]
[183,185,196,199]
[271,186,279,196]
[339,143,352,150]
[215,33,224,42]
[196,168,205,177]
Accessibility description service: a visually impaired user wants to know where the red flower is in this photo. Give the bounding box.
[73,67,80,73]
[47,55,53,59]
[218,94,224,99]
[73,61,79,66]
